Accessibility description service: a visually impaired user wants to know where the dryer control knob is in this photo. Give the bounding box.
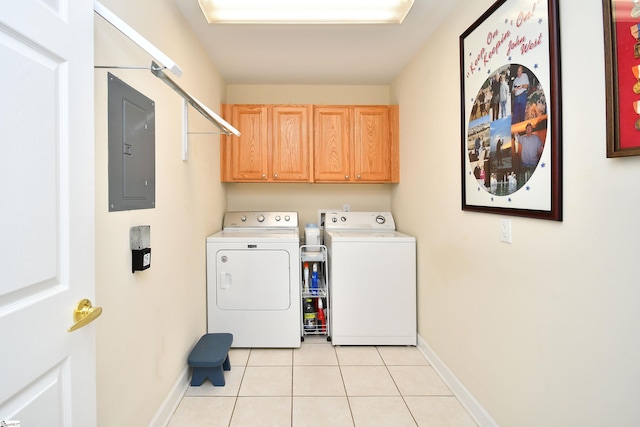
[341,216,347,222]
[285,215,290,221]
[257,214,265,222]
[275,215,281,221]
[331,217,337,223]
[376,215,386,224]
[241,216,247,222]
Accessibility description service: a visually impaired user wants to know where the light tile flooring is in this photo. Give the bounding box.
[167,336,477,427]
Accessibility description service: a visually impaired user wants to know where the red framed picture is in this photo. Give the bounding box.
[603,0,640,157]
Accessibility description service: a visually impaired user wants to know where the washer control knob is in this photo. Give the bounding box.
[285,215,290,221]
[376,215,386,224]
[240,216,247,222]
[275,215,281,221]
[257,214,265,222]
[331,217,337,223]
[341,216,347,222]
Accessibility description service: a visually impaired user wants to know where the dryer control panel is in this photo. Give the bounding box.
[324,212,396,231]
[223,211,299,229]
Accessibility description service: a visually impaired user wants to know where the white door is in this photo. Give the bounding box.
[0,1,96,426]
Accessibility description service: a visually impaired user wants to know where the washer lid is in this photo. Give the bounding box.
[325,229,415,242]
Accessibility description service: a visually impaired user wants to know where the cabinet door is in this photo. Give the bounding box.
[230,105,269,181]
[272,105,310,181]
[354,106,393,182]
[314,106,352,182]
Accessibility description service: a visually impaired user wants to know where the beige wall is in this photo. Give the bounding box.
[392,0,640,425]
[94,0,226,424]
[224,85,395,228]
[226,183,391,230]
[226,84,390,105]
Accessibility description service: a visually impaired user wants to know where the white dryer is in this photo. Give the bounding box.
[324,211,416,346]
[206,211,300,348]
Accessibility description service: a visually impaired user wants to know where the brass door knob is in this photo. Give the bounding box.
[68,299,103,332]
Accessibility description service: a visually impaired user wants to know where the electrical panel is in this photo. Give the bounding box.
[108,73,155,211]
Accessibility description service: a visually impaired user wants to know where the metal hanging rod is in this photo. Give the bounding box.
[150,61,240,137]
[94,65,164,70]
[94,0,183,77]
[94,0,240,138]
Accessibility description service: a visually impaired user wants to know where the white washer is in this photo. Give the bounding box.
[324,212,416,346]
[206,211,301,348]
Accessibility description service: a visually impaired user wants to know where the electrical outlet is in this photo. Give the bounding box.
[500,219,512,243]
[343,204,350,212]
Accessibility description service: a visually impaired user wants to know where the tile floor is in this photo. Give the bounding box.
[167,336,477,427]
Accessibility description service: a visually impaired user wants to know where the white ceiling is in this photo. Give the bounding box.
[173,0,459,85]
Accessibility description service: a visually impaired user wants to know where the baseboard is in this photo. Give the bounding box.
[148,366,190,427]
[416,335,500,427]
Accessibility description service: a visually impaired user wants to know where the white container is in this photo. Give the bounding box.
[305,223,321,250]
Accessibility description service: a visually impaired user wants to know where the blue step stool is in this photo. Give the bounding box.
[188,333,233,386]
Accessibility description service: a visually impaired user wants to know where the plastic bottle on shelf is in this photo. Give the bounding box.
[303,298,317,332]
[305,223,320,251]
[303,262,309,293]
[311,263,318,295]
[316,298,326,333]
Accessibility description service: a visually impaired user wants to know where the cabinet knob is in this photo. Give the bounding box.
[261,173,267,179]
[345,175,349,180]
[356,174,361,180]
[274,173,279,179]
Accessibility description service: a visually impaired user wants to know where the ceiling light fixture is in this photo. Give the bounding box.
[197,0,415,24]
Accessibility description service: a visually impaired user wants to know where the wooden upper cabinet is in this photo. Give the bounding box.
[353,106,397,182]
[226,105,268,181]
[314,107,351,182]
[220,104,310,182]
[271,106,310,182]
[314,105,399,183]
